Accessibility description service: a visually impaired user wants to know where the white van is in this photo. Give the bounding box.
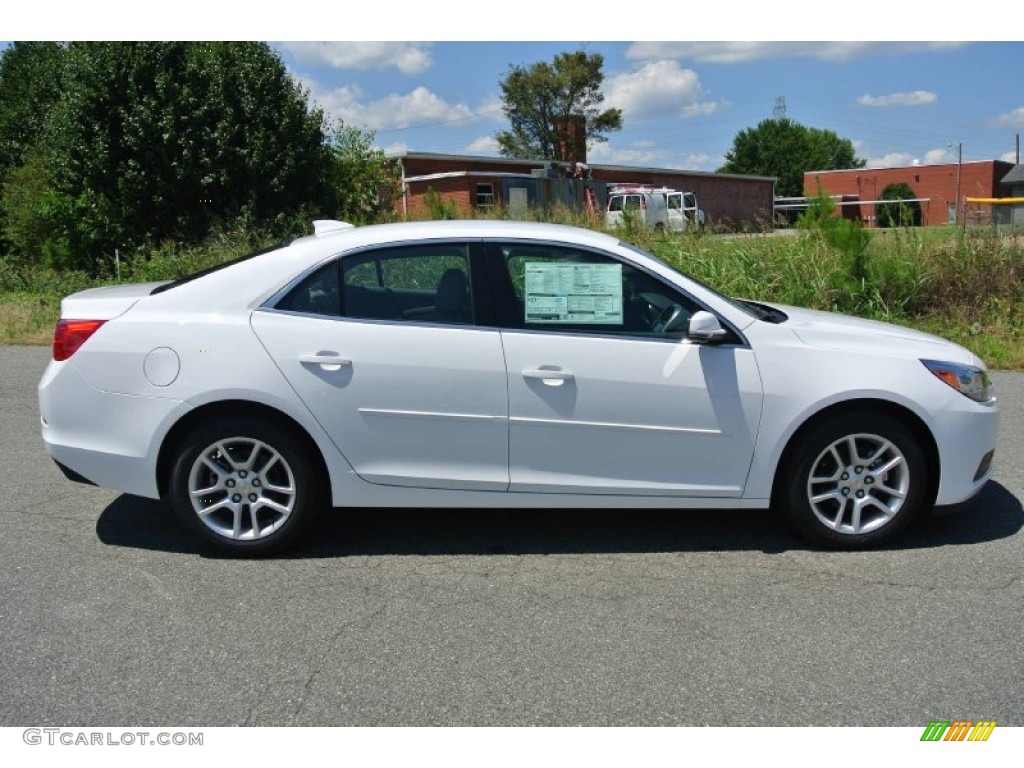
[606,188,703,232]
[606,191,668,230]
[666,191,705,231]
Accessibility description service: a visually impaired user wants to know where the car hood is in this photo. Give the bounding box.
[775,305,976,365]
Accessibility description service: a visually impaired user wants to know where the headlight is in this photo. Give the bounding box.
[921,359,994,403]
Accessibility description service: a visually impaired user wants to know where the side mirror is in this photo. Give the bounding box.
[687,310,728,343]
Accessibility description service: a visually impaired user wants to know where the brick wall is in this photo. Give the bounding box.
[806,161,1015,227]
[397,155,775,230]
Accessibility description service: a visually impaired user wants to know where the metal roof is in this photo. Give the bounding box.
[1001,165,1024,185]
[388,150,776,184]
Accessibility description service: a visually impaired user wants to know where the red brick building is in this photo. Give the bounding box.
[805,160,1016,227]
[391,151,776,231]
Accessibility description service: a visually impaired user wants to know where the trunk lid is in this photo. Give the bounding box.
[59,282,167,320]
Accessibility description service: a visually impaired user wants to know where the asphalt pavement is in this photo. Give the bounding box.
[1,345,1021,726]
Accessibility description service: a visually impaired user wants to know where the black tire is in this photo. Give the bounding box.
[778,411,928,549]
[167,417,325,556]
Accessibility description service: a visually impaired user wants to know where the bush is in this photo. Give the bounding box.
[422,188,463,220]
[876,183,922,228]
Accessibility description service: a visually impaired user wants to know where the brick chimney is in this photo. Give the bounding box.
[555,115,586,165]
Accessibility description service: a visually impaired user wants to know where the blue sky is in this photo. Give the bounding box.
[7,6,1024,173]
[275,41,1024,171]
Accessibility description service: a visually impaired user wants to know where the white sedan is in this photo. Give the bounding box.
[38,220,999,554]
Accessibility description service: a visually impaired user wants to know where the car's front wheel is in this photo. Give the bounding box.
[780,412,929,548]
[168,418,324,555]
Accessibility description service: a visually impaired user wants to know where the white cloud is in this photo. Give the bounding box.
[857,90,937,107]
[363,87,475,129]
[298,77,478,131]
[626,42,968,64]
[680,153,721,172]
[588,144,721,171]
[282,42,433,75]
[379,142,409,156]
[682,101,725,118]
[475,94,505,120]
[587,141,671,167]
[865,151,918,168]
[1000,151,1019,163]
[993,106,1024,127]
[464,135,500,155]
[924,147,956,164]
[863,147,963,168]
[604,60,720,121]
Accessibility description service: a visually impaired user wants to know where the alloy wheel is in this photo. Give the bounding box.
[187,437,297,540]
[805,433,910,535]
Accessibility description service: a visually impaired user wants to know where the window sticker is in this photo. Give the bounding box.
[523,262,623,324]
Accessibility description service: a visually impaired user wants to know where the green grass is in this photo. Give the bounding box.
[2,221,1022,370]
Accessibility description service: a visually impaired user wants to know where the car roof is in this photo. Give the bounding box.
[288,219,623,259]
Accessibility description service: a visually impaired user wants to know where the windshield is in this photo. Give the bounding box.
[617,241,760,320]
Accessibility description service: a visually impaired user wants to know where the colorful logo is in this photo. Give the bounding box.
[920,721,996,741]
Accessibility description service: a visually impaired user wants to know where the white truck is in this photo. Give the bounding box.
[605,186,705,232]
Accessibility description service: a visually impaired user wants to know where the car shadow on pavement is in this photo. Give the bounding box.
[95,480,1023,559]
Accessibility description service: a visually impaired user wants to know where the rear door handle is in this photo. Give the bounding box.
[299,353,352,371]
[522,368,574,386]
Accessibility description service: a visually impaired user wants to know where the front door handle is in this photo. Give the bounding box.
[299,353,352,371]
[522,368,575,386]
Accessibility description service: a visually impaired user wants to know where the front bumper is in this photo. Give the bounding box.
[931,397,999,506]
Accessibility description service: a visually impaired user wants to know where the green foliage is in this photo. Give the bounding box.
[422,188,462,220]
[0,42,66,255]
[0,42,334,272]
[328,121,399,224]
[718,118,864,197]
[797,188,871,293]
[495,50,622,161]
[0,42,65,183]
[1,154,58,264]
[876,182,922,228]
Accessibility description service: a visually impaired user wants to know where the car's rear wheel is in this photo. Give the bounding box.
[168,418,324,555]
[780,412,928,548]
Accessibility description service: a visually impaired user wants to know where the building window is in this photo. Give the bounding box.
[475,183,495,208]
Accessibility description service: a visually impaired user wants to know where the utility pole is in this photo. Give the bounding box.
[948,141,962,226]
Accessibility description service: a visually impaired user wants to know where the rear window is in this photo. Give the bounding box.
[150,243,283,295]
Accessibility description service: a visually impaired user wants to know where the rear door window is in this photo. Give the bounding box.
[341,244,473,325]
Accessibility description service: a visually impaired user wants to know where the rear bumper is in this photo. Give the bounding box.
[38,359,190,499]
[52,458,97,486]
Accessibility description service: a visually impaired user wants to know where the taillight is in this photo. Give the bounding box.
[53,319,106,361]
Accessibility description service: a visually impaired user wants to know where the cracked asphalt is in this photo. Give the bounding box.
[1,345,1022,726]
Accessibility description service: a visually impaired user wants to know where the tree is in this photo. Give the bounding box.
[495,50,622,162]
[4,42,335,271]
[875,182,922,228]
[0,42,66,255]
[328,122,399,224]
[0,42,65,184]
[718,118,864,197]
